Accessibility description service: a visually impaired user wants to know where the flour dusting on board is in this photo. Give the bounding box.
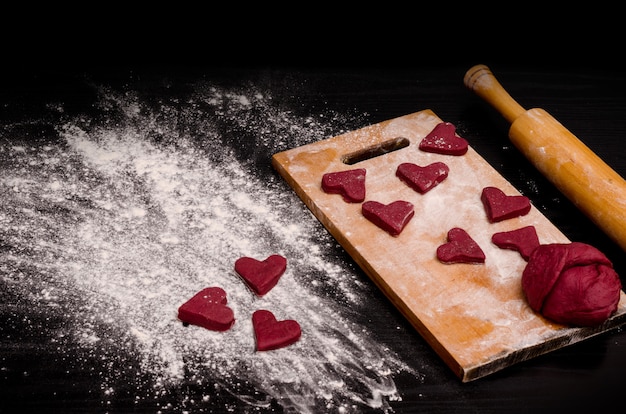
[0,83,420,412]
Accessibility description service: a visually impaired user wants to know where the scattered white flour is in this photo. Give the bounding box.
[0,83,421,412]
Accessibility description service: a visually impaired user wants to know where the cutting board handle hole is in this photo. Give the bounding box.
[341,137,410,165]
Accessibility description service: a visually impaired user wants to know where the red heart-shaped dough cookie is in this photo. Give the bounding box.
[396,162,449,194]
[418,122,468,156]
[252,309,302,351]
[177,287,235,331]
[437,227,485,264]
[234,254,287,296]
[481,186,531,223]
[321,168,366,203]
[492,225,540,261]
[362,200,414,236]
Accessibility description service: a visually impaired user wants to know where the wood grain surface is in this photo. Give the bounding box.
[272,109,626,381]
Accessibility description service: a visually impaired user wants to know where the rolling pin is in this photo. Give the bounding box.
[464,64,626,252]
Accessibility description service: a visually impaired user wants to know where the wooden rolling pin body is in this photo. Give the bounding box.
[464,64,626,252]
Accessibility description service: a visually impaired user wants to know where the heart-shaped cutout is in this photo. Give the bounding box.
[321,168,366,203]
[177,287,235,331]
[252,309,302,351]
[418,122,468,156]
[481,186,531,223]
[396,161,449,194]
[234,254,287,296]
[492,225,540,261]
[437,227,485,264]
[361,200,414,236]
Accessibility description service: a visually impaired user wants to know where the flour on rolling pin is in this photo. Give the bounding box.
[272,109,626,382]
[465,64,626,253]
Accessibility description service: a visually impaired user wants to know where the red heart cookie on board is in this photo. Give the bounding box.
[481,186,531,223]
[321,168,366,203]
[177,287,235,331]
[418,122,468,156]
[492,225,540,261]
[437,227,486,264]
[396,162,449,194]
[361,200,414,236]
[234,254,287,296]
[252,309,302,351]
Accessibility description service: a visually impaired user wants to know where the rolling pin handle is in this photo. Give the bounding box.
[463,64,526,124]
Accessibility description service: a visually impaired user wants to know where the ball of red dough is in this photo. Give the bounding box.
[521,242,622,327]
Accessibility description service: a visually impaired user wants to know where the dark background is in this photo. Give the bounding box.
[2,11,625,413]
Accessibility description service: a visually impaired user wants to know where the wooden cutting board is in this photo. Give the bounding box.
[271,109,626,382]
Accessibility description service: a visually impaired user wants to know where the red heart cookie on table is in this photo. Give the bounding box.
[321,168,366,203]
[492,225,540,261]
[177,287,235,331]
[234,254,287,296]
[418,122,468,156]
[437,227,485,264]
[362,200,414,237]
[481,186,531,223]
[252,309,302,351]
[396,162,449,194]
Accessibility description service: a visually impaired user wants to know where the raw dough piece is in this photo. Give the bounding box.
[178,287,235,331]
[437,227,486,264]
[396,162,449,194]
[361,200,414,236]
[522,242,622,326]
[321,168,366,203]
[234,254,287,296]
[492,225,540,261]
[252,309,302,351]
[481,186,531,223]
[418,122,468,156]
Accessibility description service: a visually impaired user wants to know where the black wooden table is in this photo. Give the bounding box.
[1,61,624,413]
